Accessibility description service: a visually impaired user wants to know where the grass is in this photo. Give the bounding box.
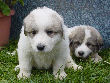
[0,40,110,83]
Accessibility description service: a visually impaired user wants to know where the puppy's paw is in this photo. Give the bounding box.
[73,65,83,70]
[17,71,31,79]
[91,57,102,63]
[91,53,102,63]
[54,71,67,80]
[15,65,20,71]
[91,55,102,63]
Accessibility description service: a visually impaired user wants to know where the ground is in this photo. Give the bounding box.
[0,40,110,83]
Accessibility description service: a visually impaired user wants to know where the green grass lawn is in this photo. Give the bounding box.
[0,40,110,83]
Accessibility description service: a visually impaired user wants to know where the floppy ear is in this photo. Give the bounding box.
[69,38,73,46]
[24,30,28,36]
[60,24,66,39]
[61,26,65,39]
[96,36,103,51]
[23,23,28,36]
[51,13,65,39]
[23,12,33,36]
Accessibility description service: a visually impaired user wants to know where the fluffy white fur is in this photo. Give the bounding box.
[16,7,82,80]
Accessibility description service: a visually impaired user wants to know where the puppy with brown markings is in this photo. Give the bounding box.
[68,25,103,62]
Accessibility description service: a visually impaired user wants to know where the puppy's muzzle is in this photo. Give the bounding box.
[37,44,45,51]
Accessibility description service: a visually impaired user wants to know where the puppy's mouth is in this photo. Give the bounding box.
[37,51,47,54]
[36,50,52,55]
[81,52,92,59]
[76,52,92,59]
[82,55,90,59]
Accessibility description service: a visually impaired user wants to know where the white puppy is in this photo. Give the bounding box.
[16,7,82,80]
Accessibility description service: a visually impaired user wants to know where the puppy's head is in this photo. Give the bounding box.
[23,7,64,52]
[69,25,103,58]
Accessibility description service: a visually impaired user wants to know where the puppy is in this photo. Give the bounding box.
[16,7,82,80]
[68,25,103,62]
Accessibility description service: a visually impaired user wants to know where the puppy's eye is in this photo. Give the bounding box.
[87,42,92,46]
[70,41,73,46]
[46,30,54,35]
[74,41,80,46]
[32,30,37,35]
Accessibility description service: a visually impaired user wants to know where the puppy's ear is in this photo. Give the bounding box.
[61,26,65,39]
[96,36,103,51]
[51,13,65,39]
[23,23,28,36]
[61,25,69,40]
[24,30,28,36]
[23,12,33,36]
[69,38,73,46]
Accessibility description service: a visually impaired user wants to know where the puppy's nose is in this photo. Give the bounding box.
[78,51,84,56]
[37,44,45,51]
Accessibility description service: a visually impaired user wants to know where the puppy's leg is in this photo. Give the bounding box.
[66,55,83,70]
[91,53,102,63]
[53,57,67,80]
[17,49,32,79]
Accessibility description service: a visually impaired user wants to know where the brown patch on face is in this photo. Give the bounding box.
[86,26,103,52]
[69,28,85,53]
[23,12,37,37]
[24,27,38,38]
[50,13,64,38]
[86,37,97,52]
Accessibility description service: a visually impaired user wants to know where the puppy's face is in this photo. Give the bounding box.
[24,8,64,52]
[69,27,103,58]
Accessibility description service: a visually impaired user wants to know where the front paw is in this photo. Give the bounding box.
[91,53,102,63]
[17,71,31,79]
[91,57,102,63]
[73,65,83,70]
[54,71,67,80]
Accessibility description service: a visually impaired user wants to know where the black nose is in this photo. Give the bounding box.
[78,51,84,56]
[37,44,45,51]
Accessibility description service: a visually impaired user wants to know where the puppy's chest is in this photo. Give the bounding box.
[32,54,54,69]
